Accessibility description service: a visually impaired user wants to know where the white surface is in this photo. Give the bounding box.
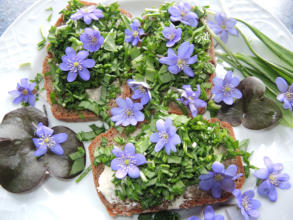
[0,0,293,219]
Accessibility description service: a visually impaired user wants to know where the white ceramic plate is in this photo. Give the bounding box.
[0,0,293,219]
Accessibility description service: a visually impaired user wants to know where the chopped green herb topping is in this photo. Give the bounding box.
[94,115,250,209]
[69,147,85,176]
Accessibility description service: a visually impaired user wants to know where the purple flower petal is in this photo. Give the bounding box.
[150,132,160,143]
[116,97,127,108]
[254,168,269,179]
[110,107,124,115]
[124,143,135,155]
[34,146,47,157]
[220,30,228,43]
[268,186,277,201]
[188,217,200,220]
[154,139,165,152]
[135,154,146,165]
[212,162,225,173]
[32,138,40,148]
[211,182,222,198]
[83,15,92,25]
[243,190,255,199]
[67,71,78,82]
[128,165,140,178]
[111,158,121,171]
[134,111,145,122]
[79,68,90,81]
[52,133,68,144]
[186,55,197,65]
[223,96,234,105]
[279,181,291,189]
[222,178,235,192]
[231,89,242,99]
[178,42,193,58]
[183,66,194,77]
[65,47,75,57]
[112,147,123,157]
[59,63,70,71]
[275,77,288,93]
[168,65,181,74]
[50,143,64,155]
[116,168,128,179]
[76,50,89,60]
[81,59,95,68]
[199,178,214,191]
[204,206,215,220]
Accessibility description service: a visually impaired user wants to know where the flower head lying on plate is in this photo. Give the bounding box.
[233,189,261,220]
[149,118,181,155]
[111,143,146,179]
[212,71,242,105]
[127,80,151,105]
[80,28,104,53]
[0,107,86,193]
[110,97,145,126]
[275,77,293,111]
[254,156,291,202]
[208,13,238,43]
[168,2,198,27]
[188,205,224,220]
[159,41,197,77]
[70,5,104,25]
[178,84,207,117]
[124,20,144,46]
[33,122,68,157]
[9,78,36,106]
[59,47,95,82]
[199,161,242,198]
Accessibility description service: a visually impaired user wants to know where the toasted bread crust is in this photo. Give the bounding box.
[89,119,245,216]
[42,1,132,122]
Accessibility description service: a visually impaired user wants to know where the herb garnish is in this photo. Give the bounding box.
[95,114,249,209]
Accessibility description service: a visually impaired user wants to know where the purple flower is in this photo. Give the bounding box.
[159,41,197,77]
[178,84,207,117]
[275,77,293,111]
[127,80,151,105]
[254,156,291,202]
[59,47,95,82]
[188,206,224,220]
[188,217,200,220]
[110,143,146,179]
[32,122,68,157]
[9,78,36,106]
[168,2,199,27]
[80,28,104,52]
[162,23,182,47]
[124,20,144,46]
[199,161,242,198]
[233,189,261,220]
[149,118,181,155]
[110,97,145,126]
[211,71,242,105]
[208,13,238,43]
[70,5,104,25]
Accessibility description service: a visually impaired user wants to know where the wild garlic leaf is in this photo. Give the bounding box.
[103,29,117,52]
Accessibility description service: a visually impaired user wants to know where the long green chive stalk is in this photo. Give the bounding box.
[204,17,293,128]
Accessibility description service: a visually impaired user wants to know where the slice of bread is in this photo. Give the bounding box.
[88,119,245,216]
[43,1,216,122]
[42,1,132,122]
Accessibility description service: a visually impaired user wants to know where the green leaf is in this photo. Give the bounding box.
[69,147,85,160]
[103,29,117,52]
[237,19,293,70]
[69,158,85,176]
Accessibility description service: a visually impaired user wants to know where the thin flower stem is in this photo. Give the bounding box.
[225,209,232,220]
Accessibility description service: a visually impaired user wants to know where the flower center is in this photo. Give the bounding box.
[269,173,279,186]
[22,89,28,95]
[181,11,186,17]
[221,24,227,30]
[74,62,79,67]
[91,36,97,44]
[38,136,56,148]
[177,59,186,69]
[132,30,139,38]
[126,109,133,117]
[138,86,146,93]
[241,196,251,211]
[215,174,223,181]
[285,91,293,100]
[159,132,169,142]
[225,86,231,92]
[124,159,130,165]
[169,33,175,40]
[83,9,89,13]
